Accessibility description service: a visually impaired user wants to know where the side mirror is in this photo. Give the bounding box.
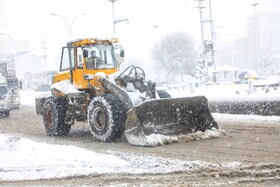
[83,49,88,58]
[19,81,22,89]
[84,74,94,80]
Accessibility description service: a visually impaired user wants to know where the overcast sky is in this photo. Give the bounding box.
[0,0,279,69]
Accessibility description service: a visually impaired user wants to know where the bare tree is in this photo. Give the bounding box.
[151,32,197,82]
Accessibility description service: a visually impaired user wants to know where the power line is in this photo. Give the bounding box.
[216,26,247,31]
[216,25,280,34]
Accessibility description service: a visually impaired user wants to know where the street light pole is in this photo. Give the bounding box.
[51,12,86,39]
[251,2,259,75]
[114,18,129,36]
[108,0,129,35]
[108,0,117,35]
[152,25,158,49]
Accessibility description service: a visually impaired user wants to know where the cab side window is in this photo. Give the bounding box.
[60,47,74,71]
[77,47,83,68]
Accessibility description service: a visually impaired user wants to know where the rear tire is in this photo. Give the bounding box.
[42,96,71,136]
[87,94,126,142]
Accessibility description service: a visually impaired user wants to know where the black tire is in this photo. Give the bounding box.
[4,111,10,117]
[157,90,172,98]
[42,96,71,136]
[87,94,126,142]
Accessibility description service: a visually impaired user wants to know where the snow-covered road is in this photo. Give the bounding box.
[0,89,279,186]
[0,133,239,181]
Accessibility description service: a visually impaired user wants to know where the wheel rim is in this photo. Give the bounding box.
[91,107,107,131]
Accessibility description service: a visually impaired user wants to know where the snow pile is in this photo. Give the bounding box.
[0,134,242,182]
[0,134,129,181]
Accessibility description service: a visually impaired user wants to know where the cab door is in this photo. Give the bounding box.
[53,47,75,83]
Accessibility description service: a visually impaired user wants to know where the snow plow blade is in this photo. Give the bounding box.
[125,96,218,146]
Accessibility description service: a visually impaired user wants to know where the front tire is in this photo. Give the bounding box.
[87,94,126,142]
[42,97,71,136]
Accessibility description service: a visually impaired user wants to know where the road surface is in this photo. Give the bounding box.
[0,105,279,186]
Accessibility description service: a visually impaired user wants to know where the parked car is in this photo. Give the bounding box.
[0,85,11,117]
[34,84,51,98]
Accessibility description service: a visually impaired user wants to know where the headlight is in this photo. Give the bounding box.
[0,95,7,100]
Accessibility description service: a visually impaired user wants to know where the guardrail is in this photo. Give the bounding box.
[208,100,280,116]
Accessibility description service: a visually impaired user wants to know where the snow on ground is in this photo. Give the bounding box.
[3,84,278,181]
[0,133,241,181]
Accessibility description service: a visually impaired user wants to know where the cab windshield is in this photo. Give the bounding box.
[84,44,117,70]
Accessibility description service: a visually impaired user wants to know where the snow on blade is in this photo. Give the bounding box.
[178,128,226,142]
[145,134,179,146]
[126,128,225,147]
[126,132,178,147]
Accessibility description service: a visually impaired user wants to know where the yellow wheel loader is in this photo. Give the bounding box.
[35,38,218,146]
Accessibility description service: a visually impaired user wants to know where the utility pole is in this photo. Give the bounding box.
[194,0,217,83]
[196,0,205,48]
[194,0,206,74]
[251,3,259,75]
[41,35,48,83]
[208,0,217,70]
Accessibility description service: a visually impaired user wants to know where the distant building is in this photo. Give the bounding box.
[212,65,240,84]
[0,40,45,89]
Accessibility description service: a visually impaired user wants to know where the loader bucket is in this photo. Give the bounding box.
[125,96,218,146]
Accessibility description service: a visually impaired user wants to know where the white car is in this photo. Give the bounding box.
[34,84,51,98]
